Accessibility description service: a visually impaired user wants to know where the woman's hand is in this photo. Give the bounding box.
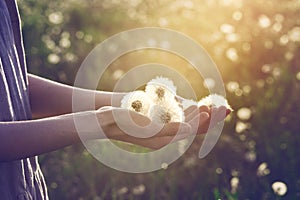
[92,106,192,149]
[88,104,231,150]
[184,105,231,134]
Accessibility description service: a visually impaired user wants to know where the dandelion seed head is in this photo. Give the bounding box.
[161,111,172,123]
[272,181,288,196]
[237,107,252,120]
[181,99,198,110]
[145,76,177,103]
[121,91,152,115]
[156,87,165,99]
[131,100,143,112]
[149,103,184,124]
[230,177,239,193]
[149,105,171,124]
[198,94,232,110]
[147,76,177,93]
[257,162,270,177]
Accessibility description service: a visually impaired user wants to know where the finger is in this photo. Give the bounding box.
[113,111,191,138]
[206,106,227,129]
[97,107,151,127]
[226,108,232,116]
[199,105,210,113]
[170,133,194,144]
[97,106,113,111]
[185,105,211,122]
[184,105,198,122]
[155,122,192,137]
[188,112,210,134]
[184,105,197,116]
[211,106,227,123]
[100,110,192,139]
[112,133,192,150]
[104,108,162,139]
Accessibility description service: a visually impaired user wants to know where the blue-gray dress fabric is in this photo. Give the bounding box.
[0,0,48,199]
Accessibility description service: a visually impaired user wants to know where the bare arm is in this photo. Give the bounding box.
[28,74,125,119]
[0,112,81,162]
[0,74,228,163]
[0,108,194,162]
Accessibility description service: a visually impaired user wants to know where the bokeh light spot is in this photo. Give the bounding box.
[226,48,239,62]
[261,64,272,73]
[47,53,60,64]
[272,181,288,196]
[220,23,235,34]
[237,107,252,120]
[235,121,248,133]
[203,78,215,89]
[232,10,243,21]
[279,34,289,45]
[258,14,271,28]
[112,69,124,80]
[288,26,300,42]
[296,72,300,80]
[226,81,239,93]
[48,12,64,24]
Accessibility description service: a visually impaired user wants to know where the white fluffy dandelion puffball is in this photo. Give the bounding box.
[149,103,185,124]
[198,94,233,110]
[181,99,198,110]
[121,91,153,116]
[120,77,232,124]
[145,76,177,103]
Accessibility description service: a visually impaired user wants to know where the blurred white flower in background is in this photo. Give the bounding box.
[272,181,288,196]
[230,177,239,193]
[237,107,252,120]
[132,184,146,196]
[257,162,270,177]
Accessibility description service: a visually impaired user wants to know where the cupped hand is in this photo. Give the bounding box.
[94,106,192,149]
[184,105,231,134]
[92,103,231,150]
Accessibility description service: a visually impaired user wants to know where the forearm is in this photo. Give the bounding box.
[0,111,100,162]
[28,74,125,118]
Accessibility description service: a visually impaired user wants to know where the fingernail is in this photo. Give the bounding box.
[226,109,232,115]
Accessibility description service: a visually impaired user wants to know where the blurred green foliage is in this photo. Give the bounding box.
[18,0,300,199]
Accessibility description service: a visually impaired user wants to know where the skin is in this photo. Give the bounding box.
[0,74,230,162]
